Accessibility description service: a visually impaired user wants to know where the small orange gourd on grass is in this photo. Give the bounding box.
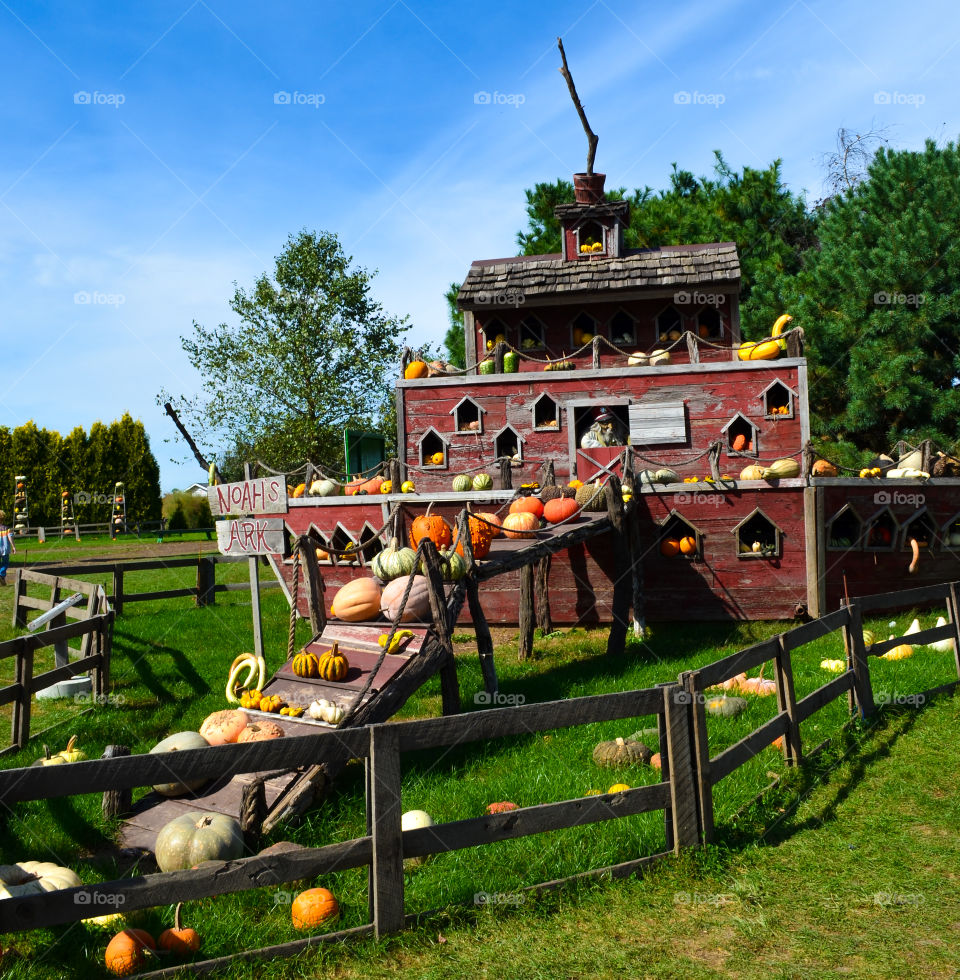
[291,887,340,930]
[105,929,155,977]
[158,903,200,956]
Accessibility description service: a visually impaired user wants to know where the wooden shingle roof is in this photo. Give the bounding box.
[457,242,740,309]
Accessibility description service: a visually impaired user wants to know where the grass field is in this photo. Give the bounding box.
[0,548,958,978]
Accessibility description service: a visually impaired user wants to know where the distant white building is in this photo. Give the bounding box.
[182,483,210,497]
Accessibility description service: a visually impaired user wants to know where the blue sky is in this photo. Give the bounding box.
[1,0,957,491]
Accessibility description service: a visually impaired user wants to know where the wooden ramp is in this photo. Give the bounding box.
[120,622,433,852]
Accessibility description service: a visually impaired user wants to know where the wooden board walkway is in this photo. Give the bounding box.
[119,622,431,852]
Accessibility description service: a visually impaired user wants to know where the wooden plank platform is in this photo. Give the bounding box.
[119,624,432,853]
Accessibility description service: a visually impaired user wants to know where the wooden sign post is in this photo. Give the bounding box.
[209,468,289,664]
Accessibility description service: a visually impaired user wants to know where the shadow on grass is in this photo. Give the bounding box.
[111,631,211,701]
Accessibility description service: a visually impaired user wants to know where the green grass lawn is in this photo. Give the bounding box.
[0,549,958,978]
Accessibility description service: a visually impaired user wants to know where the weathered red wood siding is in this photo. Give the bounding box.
[400,362,806,493]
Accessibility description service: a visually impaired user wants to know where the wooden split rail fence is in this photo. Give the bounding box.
[16,554,279,616]
[0,580,959,974]
[2,569,114,753]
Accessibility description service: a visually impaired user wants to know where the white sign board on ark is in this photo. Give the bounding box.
[208,477,288,517]
[217,518,286,556]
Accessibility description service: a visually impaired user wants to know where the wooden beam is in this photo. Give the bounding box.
[518,563,535,661]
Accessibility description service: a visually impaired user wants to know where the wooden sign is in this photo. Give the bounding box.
[217,518,286,556]
[208,477,288,517]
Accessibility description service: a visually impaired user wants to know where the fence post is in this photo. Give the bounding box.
[11,568,27,628]
[196,557,216,607]
[844,601,875,718]
[775,635,802,765]
[369,724,405,938]
[101,746,132,820]
[14,644,33,750]
[518,563,535,661]
[663,681,701,849]
[681,669,714,844]
[112,569,124,616]
[948,584,960,683]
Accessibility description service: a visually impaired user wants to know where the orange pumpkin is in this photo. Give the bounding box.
[542,497,580,524]
[731,434,747,452]
[474,512,502,538]
[660,538,681,557]
[501,511,539,539]
[678,535,697,555]
[811,459,839,477]
[105,929,155,976]
[291,887,339,930]
[455,514,493,560]
[345,476,383,496]
[509,496,544,519]
[158,903,200,956]
[237,721,285,742]
[291,483,307,498]
[331,578,382,621]
[410,504,453,551]
[404,360,429,380]
[199,709,248,746]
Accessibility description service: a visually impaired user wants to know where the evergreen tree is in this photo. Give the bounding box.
[780,140,960,454]
[443,282,466,368]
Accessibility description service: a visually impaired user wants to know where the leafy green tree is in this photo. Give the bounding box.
[779,139,960,454]
[443,282,465,368]
[161,230,409,474]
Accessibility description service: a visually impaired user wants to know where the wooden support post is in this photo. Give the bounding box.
[604,475,631,656]
[708,442,721,483]
[663,682,701,849]
[685,331,700,364]
[244,463,265,664]
[921,438,933,475]
[518,563,536,661]
[802,441,817,479]
[844,601,876,718]
[786,329,802,358]
[534,555,552,635]
[682,670,714,844]
[296,535,326,636]
[775,636,802,765]
[112,569,123,616]
[12,568,27,628]
[498,457,512,490]
[369,725,405,938]
[591,335,601,369]
[949,585,960,683]
[101,745,132,820]
[494,341,505,374]
[539,459,556,487]
[196,556,216,607]
[655,682,674,851]
[420,539,459,715]
[466,579,498,695]
[625,505,645,637]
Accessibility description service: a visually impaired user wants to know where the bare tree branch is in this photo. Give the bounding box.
[557,36,598,175]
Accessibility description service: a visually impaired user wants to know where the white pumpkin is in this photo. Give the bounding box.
[401,809,435,869]
[308,699,345,725]
[0,861,82,899]
[930,616,956,653]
